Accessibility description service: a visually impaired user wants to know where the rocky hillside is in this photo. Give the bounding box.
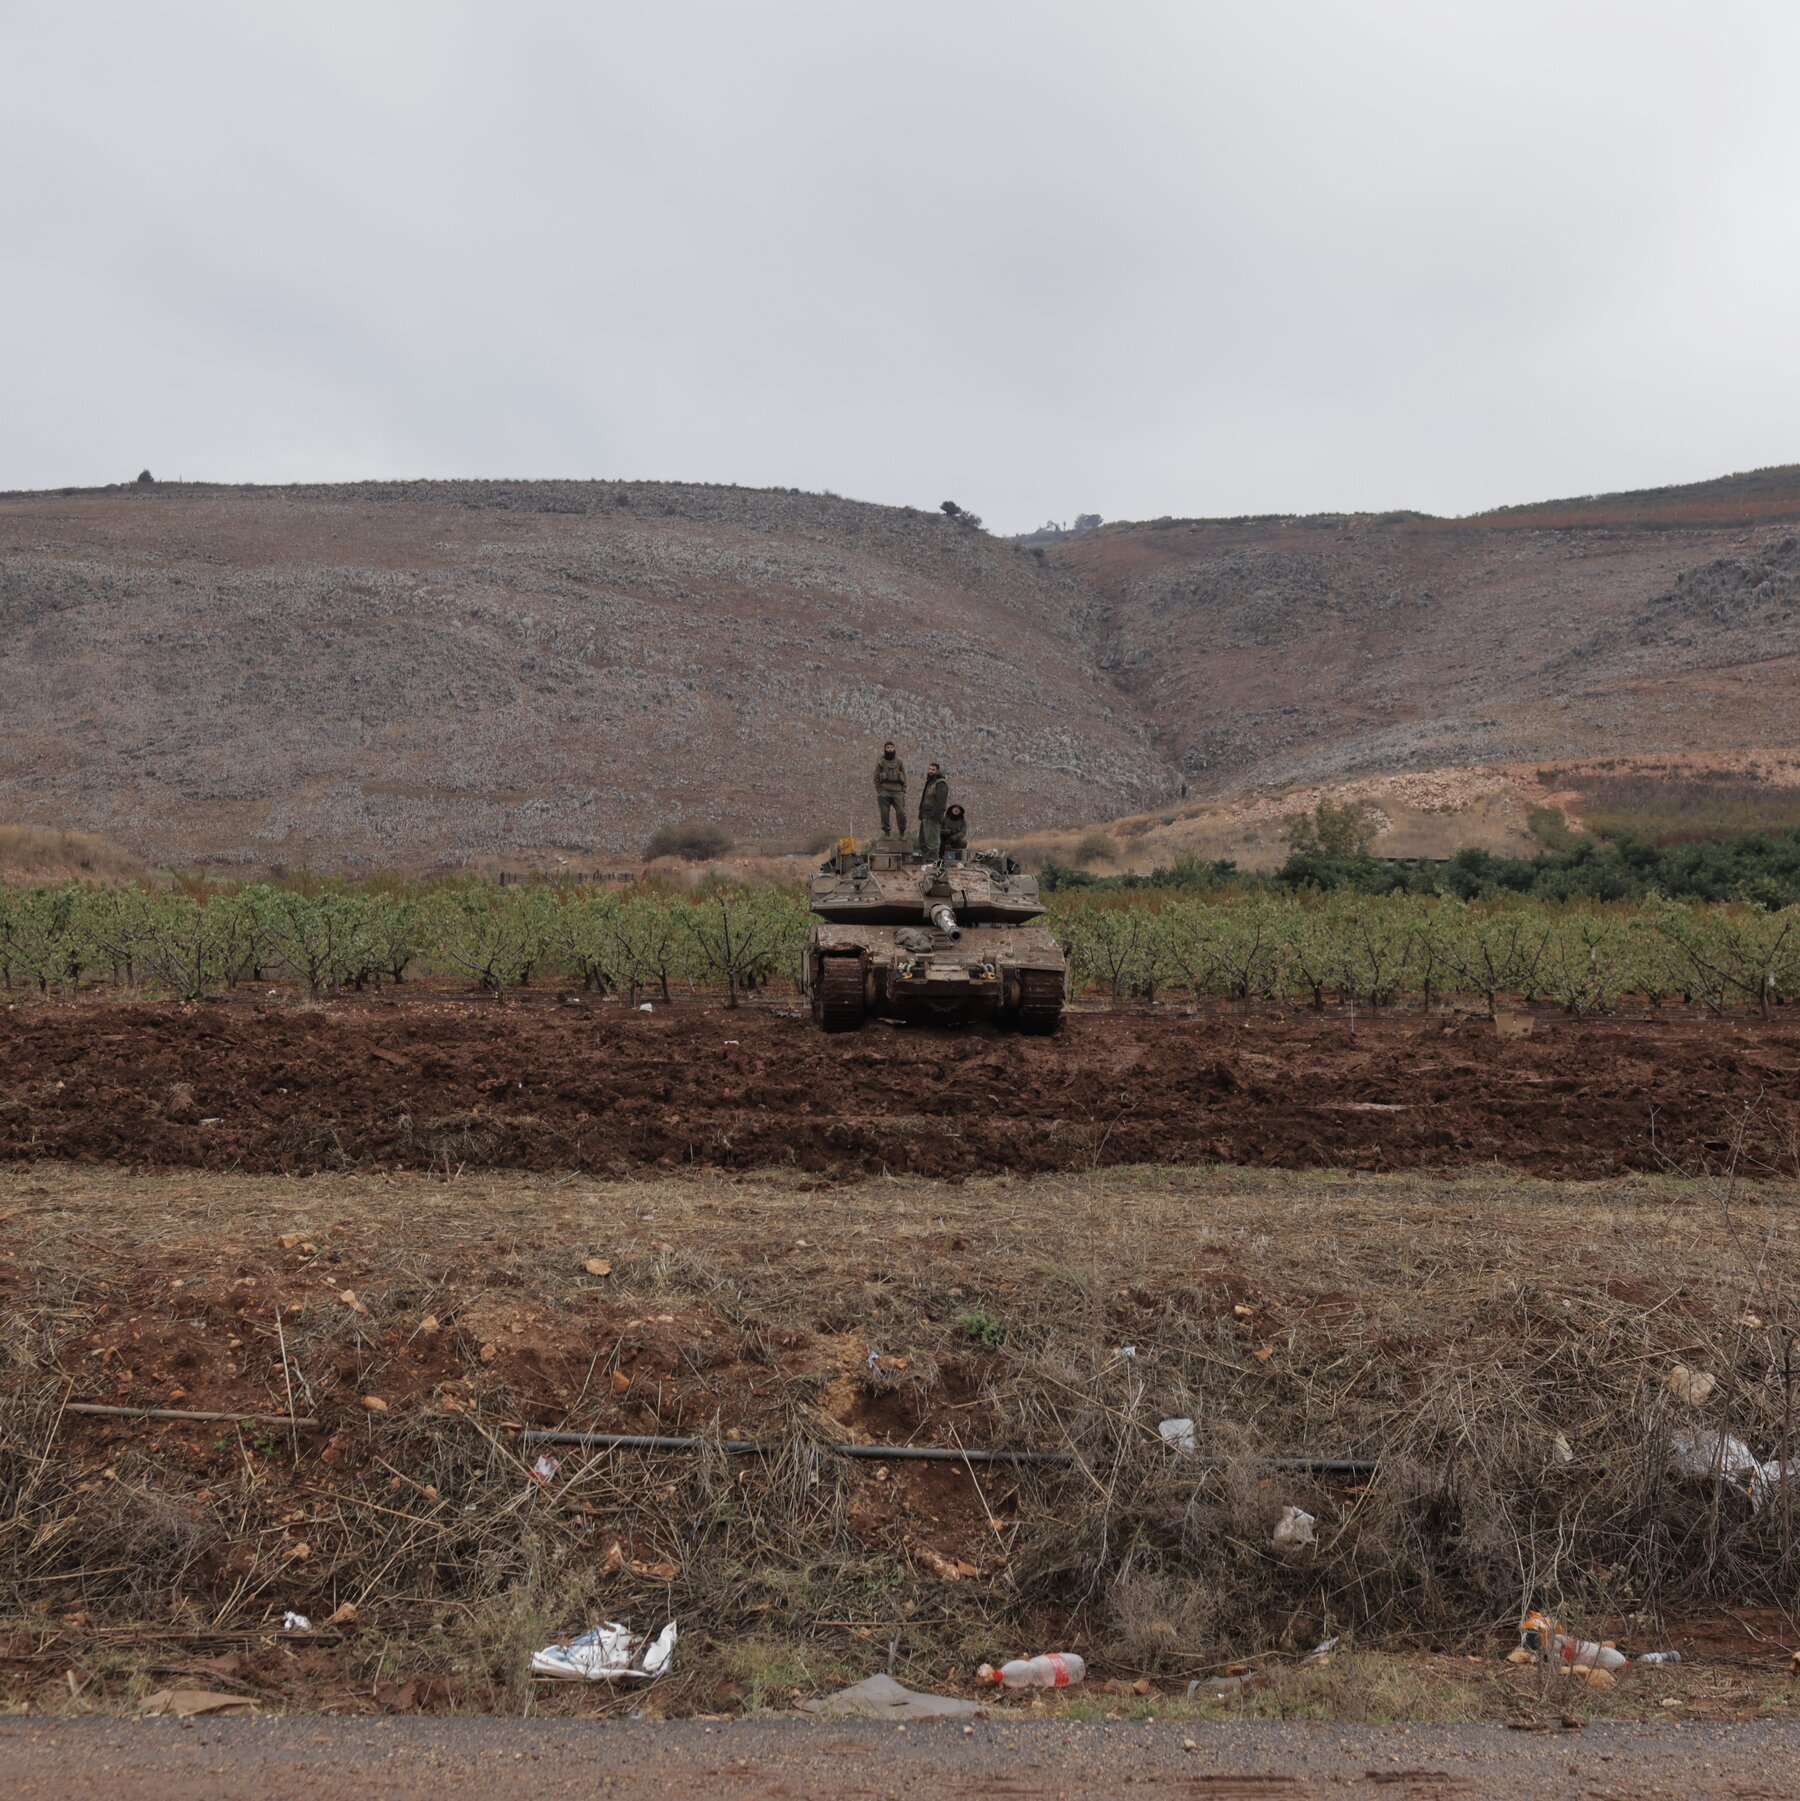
[1057,467,1800,798]
[5,467,1800,871]
[0,481,1163,869]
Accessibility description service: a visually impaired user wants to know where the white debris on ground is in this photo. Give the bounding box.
[531,1620,678,1682]
[1668,1428,1795,1514]
[1158,1417,1197,1455]
[1272,1505,1317,1551]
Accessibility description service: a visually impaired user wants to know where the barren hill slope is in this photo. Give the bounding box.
[7,465,1800,873]
[0,481,1164,868]
[1058,465,1800,797]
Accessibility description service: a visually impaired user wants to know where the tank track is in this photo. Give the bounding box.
[815,955,866,1032]
[1014,968,1064,1034]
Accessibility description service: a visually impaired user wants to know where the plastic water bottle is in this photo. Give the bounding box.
[978,1652,1086,1688]
[1636,1650,1681,1666]
[1558,1637,1628,1672]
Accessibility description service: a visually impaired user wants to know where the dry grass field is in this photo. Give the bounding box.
[0,827,153,887]
[5,1159,1799,1721]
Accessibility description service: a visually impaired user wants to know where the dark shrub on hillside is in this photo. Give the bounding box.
[645,822,733,862]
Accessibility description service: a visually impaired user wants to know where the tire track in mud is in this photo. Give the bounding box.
[2,999,1797,1180]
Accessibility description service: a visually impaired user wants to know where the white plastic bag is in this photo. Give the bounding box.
[531,1619,677,1682]
[1669,1428,1776,1509]
[1272,1505,1316,1550]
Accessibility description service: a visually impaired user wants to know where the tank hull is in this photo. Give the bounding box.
[805,921,1065,1032]
[805,841,1064,1031]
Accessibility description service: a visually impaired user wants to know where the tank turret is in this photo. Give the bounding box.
[803,840,1065,1032]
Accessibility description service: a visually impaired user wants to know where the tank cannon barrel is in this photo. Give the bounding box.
[929,902,962,940]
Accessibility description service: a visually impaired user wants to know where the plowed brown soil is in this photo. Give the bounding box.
[4,996,1798,1178]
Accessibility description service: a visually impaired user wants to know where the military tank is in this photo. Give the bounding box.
[803,837,1065,1032]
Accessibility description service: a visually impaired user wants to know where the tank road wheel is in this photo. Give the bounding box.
[1014,968,1064,1035]
[815,955,867,1033]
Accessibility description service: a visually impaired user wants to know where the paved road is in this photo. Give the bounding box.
[0,1717,1794,1798]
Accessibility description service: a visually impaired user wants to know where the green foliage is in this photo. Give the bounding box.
[1281,829,1800,907]
[1568,771,1800,845]
[1041,889,1800,1016]
[539,891,623,992]
[1048,820,1800,908]
[259,889,385,997]
[1526,805,1581,853]
[1057,900,1168,999]
[1040,853,1241,895]
[423,888,549,994]
[1284,797,1379,858]
[958,1310,1006,1348]
[135,893,235,999]
[1,887,89,993]
[1070,830,1118,869]
[1651,900,1800,1018]
[611,891,693,1003]
[12,871,1800,1021]
[679,885,804,1006]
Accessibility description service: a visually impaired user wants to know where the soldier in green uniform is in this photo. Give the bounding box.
[874,742,907,837]
[940,802,968,861]
[917,762,949,859]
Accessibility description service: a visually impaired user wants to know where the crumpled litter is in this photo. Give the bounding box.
[800,1673,987,1719]
[529,1454,560,1485]
[1665,1364,1717,1407]
[531,1619,677,1682]
[1518,1609,1627,1671]
[141,1687,259,1717]
[1158,1417,1196,1455]
[1272,1506,1316,1551]
[281,1611,312,1632]
[637,1002,654,1013]
[1668,1428,1796,1514]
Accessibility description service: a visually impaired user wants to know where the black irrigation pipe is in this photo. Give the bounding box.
[518,1428,1378,1477]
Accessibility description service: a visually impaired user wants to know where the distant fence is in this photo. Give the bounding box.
[496,870,634,887]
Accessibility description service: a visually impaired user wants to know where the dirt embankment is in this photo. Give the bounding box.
[3,997,1797,1180]
[5,1161,1799,1723]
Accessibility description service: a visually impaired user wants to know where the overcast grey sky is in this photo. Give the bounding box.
[5,1,1798,532]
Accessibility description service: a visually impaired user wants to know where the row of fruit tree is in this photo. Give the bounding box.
[0,882,1796,1015]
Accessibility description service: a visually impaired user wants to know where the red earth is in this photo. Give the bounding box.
[3,993,1796,1180]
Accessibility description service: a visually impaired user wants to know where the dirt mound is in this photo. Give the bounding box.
[3,996,1796,1180]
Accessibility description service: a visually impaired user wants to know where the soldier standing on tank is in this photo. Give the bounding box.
[941,802,968,862]
[874,741,907,838]
[918,762,949,859]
